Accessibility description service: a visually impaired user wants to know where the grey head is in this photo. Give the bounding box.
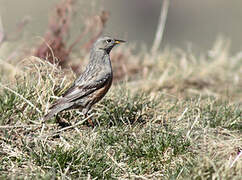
[93,36,126,54]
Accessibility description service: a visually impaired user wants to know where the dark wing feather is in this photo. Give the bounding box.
[58,72,111,103]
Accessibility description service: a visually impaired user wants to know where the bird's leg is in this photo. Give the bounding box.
[83,111,94,128]
[84,112,94,128]
[81,107,94,127]
[56,114,71,127]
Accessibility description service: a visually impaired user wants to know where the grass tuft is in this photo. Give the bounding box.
[0,39,241,179]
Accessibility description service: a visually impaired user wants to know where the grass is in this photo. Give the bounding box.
[0,39,241,179]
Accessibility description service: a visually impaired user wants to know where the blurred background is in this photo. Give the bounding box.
[0,0,242,54]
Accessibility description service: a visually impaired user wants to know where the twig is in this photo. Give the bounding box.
[0,124,42,129]
[186,111,200,139]
[230,151,242,168]
[35,36,57,62]
[176,167,184,179]
[0,16,5,45]
[177,108,188,121]
[151,0,170,54]
[0,83,42,114]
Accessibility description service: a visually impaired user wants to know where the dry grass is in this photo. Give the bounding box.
[0,39,241,179]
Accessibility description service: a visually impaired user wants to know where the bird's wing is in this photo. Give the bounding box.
[61,72,112,103]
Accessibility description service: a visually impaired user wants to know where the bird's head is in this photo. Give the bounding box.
[93,36,126,54]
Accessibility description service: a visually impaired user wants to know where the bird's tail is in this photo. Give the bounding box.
[42,102,73,121]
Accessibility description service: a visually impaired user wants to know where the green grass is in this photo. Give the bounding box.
[18,126,189,179]
[0,40,241,179]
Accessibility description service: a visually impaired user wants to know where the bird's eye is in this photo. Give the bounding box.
[106,39,112,43]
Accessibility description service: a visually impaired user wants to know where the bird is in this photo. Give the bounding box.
[43,36,125,121]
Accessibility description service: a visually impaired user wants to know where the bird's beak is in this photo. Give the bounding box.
[114,39,126,44]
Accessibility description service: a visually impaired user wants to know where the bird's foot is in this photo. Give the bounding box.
[87,118,95,128]
[56,116,71,128]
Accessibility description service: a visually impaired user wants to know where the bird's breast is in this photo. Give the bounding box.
[91,75,112,104]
